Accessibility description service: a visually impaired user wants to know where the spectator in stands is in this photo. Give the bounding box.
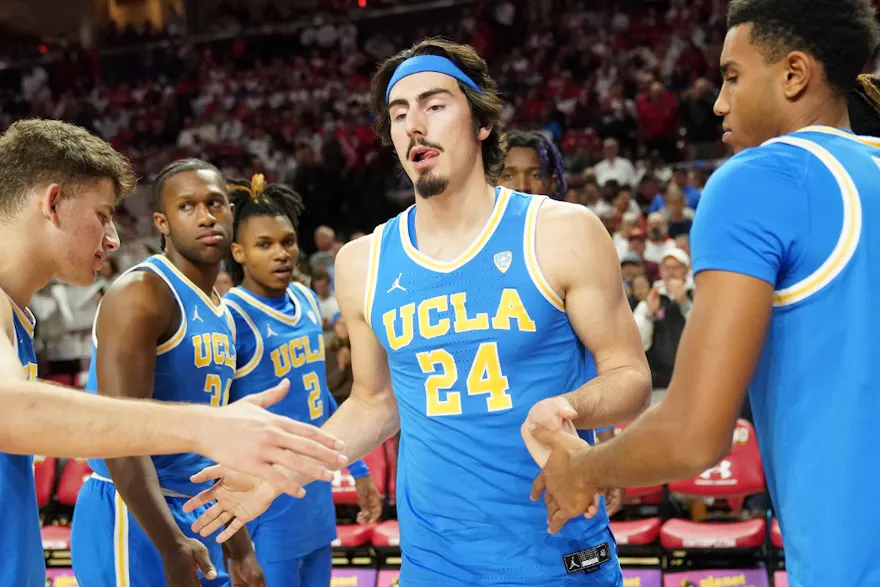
[593,138,637,188]
[637,81,680,162]
[679,77,723,161]
[633,248,694,388]
[644,212,677,263]
[620,252,645,285]
[497,130,567,199]
[614,211,643,259]
[311,268,338,334]
[660,186,695,239]
[325,314,353,404]
[612,184,641,217]
[310,226,336,272]
[629,274,652,311]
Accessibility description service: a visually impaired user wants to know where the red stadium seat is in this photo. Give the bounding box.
[44,373,74,387]
[660,518,765,549]
[661,420,766,551]
[332,523,376,548]
[371,520,400,547]
[41,525,71,551]
[332,445,389,506]
[610,518,662,545]
[771,519,783,549]
[34,456,57,510]
[623,485,664,506]
[55,459,92,507]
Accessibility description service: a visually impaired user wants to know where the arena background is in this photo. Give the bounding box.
[5,0,872,585]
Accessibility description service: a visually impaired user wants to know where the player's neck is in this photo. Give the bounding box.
[782,96,851,135]
[414,173,496,238]
[163,247,220,298]
[241,276,286,299]
[0,224,54,310]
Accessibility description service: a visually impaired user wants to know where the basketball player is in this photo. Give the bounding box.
[223,175,382,587]
[496,131,624,517]
[527,2,880,586]
[70,159,279,586]
[497,130,567,200]
[185,39,651,586]
[0,121,342,587]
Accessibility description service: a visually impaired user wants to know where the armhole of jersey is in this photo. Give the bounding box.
[363,223,385,328]
[223,305,237,344]
[143,265,188,356]
[90,263,187,354]
[225,298,264,379]
[763,136,863,308]
[523,197,566,312]
[290,281,321,318]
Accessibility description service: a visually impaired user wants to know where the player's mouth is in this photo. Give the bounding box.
[93,252,106,271]
[272,265,292,279]
[410,146,440,171]
[196,230,226,245]
[722,126,732,144]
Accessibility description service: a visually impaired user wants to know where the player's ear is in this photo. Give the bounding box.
[783,50,811,99]
[152,212,170,238]
[40,183,63,225]
[230,241,246,265]
[477,123,492,142]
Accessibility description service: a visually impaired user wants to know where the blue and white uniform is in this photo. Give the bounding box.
[365,187,621,586]
[226,282,370,587]
[71,255,235,587]
[690,126,880,587]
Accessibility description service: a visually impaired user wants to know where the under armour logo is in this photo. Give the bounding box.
[700,459,733,480]
[386,273,407,294]
[493,251,512,273]
[192,307,203,323]
[266,324,278,338]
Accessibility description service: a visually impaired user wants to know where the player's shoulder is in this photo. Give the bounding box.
[102,266,174,317]
[336,229,381,278]
[703,143,810,204]
[536,198,607,248]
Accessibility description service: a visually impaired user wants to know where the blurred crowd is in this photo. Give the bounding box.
[2,0,741,392]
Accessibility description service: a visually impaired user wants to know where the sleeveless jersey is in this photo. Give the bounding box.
[86,255,236,496]
[690,126,880,587]
[366,187,610,583]
[0,300,44,586]
[226,283,369,559]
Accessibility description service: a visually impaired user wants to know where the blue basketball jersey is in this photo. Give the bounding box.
[0,300,44,587]
[690,126,880,587]
[226,282,369,560]
[86,254,237,496]
[366,187,616,585]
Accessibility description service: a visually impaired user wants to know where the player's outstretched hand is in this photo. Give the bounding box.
[183,465,279,543]
[354,475,383,524]
[525,397,579,433]
[195,379,348,496]
[228,551,265,587]
[161,535,218,587]
[529,425,600,534]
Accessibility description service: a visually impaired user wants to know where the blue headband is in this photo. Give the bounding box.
[385,55,481,103]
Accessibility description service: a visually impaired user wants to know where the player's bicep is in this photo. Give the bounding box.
[664,271,774,456]
[95,275,172,399]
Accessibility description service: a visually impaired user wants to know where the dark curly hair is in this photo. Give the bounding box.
[727,0,880,96]
[226,173,305,285]
[504,131,567,200]
[368,37,505,179]
[849,74,880,136]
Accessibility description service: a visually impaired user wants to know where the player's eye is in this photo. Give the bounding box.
[393,112,407,122]
[428,104,444,112]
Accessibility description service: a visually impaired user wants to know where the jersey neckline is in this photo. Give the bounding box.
[152,255,225,316]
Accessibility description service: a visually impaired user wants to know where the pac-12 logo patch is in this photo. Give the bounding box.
[493,251,512,273]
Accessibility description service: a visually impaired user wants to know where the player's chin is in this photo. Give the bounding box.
[60,266,99,287]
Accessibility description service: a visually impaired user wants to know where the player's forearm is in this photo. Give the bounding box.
[563,365,652,430]
[321,386,399,466]
[0,381,204,458]
[575,401,724,489]
[105,457,188,555]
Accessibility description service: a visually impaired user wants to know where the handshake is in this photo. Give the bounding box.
[521,397,624,533]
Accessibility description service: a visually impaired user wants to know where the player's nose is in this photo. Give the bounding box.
[713,92,729,117]
[404,109,427,139]
[104,221,120,252]
[196,204,217,226]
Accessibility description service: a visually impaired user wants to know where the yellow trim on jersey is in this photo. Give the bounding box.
[7,296,35,338]
[224,298,264,379]
[113,491,130,587]
[290,281,321,318]
[151,255,225,317]
[399,187,512,273]
[227,286,302,326]
[523,197,566,312]
[363,224,385,328]
[765,136,863,307]
[800,125,880,149]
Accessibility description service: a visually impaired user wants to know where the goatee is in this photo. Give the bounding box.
[416,173,449,199]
